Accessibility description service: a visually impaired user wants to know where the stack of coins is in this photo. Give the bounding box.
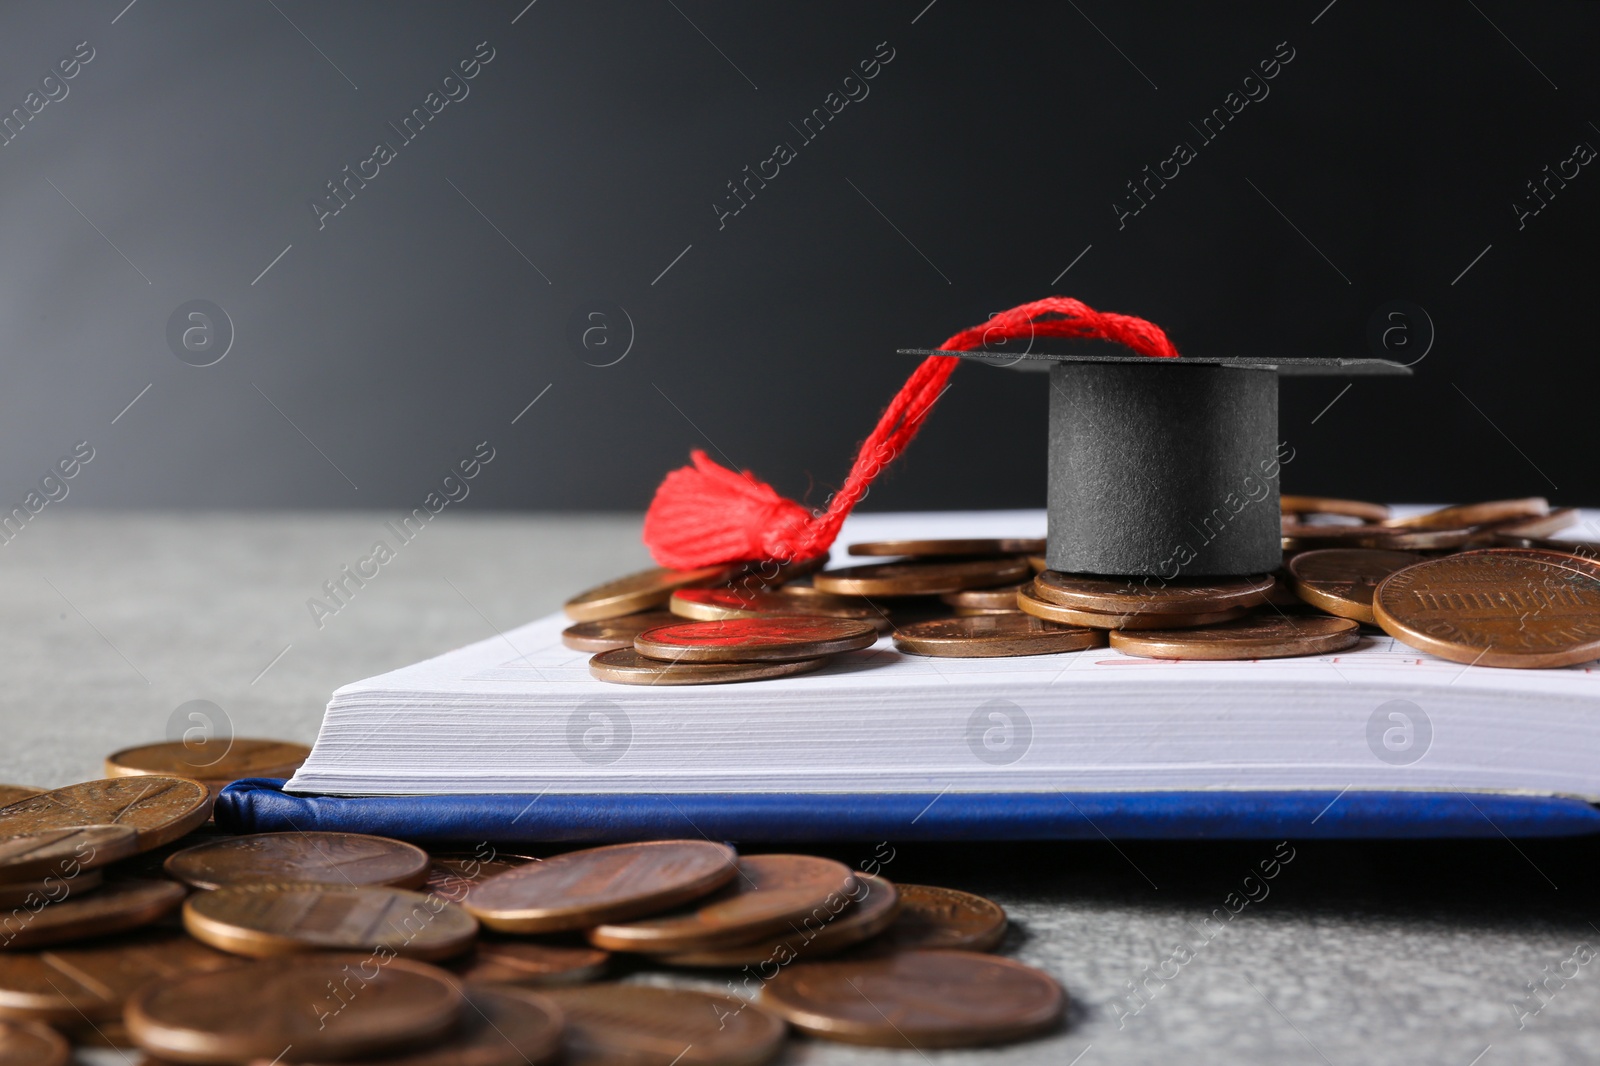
[0,744,1063,1059]
[570,497,1600,673]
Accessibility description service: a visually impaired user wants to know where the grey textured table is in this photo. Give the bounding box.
[5,514,1597,1065]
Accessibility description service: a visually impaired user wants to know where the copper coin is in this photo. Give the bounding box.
[587,854,859,954]
[1474,506,1579,541]
[452,937,609,987]
[0,868,103,908]
[940,583,1030,610]
[1033,570,1274,613]
[0,790,40,809]
[560,611,679,652]
[105,739,311,787]
[1373,550,1600,668]
[588,649,830,686]
[760,949,1065,1048]
[658,873,901,967]
[0,929,237,1024]
[951,606,1025,617]
[0,878,184,951]
[0,778,212,852]
[164,833,431,891]
[1110,615,1361,661]
[871,884,1008,952]
[182,884,477,961]
[1281,522,1476,551]
[0,1019,69,1066]
[0,826,138,883]
[669,587,884,628]
[463,840,738,934]
[543,984,784,1066]
[1486,535,1600,560]
[284,985,565,1066]
[731,552,830,588]
[424,852,537,903]
[813,558,1031,597]
[633,616,878,664]
[1383,497,1548,531]
[892,615,1105,657]
[125,954,464,1064]
[1279,495,1389,522]
[1287,549,1427,623]
[1487,548,1600,578]
[847,537,1045,558]
[1018,588,1249,630]
[564,565,738,623]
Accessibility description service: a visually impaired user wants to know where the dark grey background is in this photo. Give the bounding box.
[2,1,1594,516]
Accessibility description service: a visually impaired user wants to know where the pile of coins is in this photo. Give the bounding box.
[0,742,1062,1062]
[567,496,1600,677]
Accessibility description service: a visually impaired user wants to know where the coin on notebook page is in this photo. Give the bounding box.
[669,587,885,628]
[1382,497,1549,531]
[104,739,311,786]
[544,984,784,1066]
[0,929,238,1025]
[869,884,1008,953]
[1279,495,1390,522]
[587,854,859,954]
[0,878,185,950]
[1280,522,1476,552]
[564,565,739,623]
[0,868,103,907]
[1032,571,1275,614]
[561,611,679,652]
[182,884,478,961]
[812,557,1031,597]
[1373,550,1600,668]
[1017,588,1249,630]
[451,936,609,987]
[423,852,538,903]
[284,985,565,1066]
[759,950,1065,1048]
[940,583,1031,610]
[1110,615,1361,661]
[164,832,432,891]
[125,954,464,1064]
[588,648,831,686]
[1287,549,1427,623]
[0,788,41,808]
[658,873,900,967]
[847,537,1046,558]
[463,840,739,934]
[633,616,878,664]
[892,615,1105,658]
[0,825,138,883]
[0,777,212,852]
[0,1020,69,1066]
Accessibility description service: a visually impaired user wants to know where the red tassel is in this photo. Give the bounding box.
[643,297,1179,569]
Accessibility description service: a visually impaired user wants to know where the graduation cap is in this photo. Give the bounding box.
[642,298,1410,578]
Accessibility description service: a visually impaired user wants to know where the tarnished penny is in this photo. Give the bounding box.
[0,826,138,883]
[893,615,1105,657]
[564,566,738,623]
[813,558,1031,597]
[0,878,184,951]
[284,985,565,1066]
[1281,522,1475,552]
[452,937,609,987]
[0,791,40,809]
[658,874,900,967]
[1373,550,1600,668]
[1033,571,1274,614]
[0,929,238,1024]
[633,616,878,663]
[589,648,830,686]
[104,739,311,786]
[847,537,1045,558]
[164,832,431,891]
[0,1019,69,1066]
[587,854,859,953]
[1288,549,1426,623]
[0,869,102,908]
[1110,615,1361,661]
[940,584,1031,610]
[560,611,679,652]
[1280,495,1389,522]
[124,953,464,1064]
[182,884,478,960]
[463,840,739,934]
[544,984,784,1066]
[1383,497,1548,531]
[760,949,1065,1048]
[871,884,1008,952]
[1018,588,1249,630]
[0,777,212,852]
[424,852,537,903]
[669,587,885,629]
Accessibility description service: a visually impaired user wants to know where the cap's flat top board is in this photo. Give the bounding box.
[896,349,1413,375]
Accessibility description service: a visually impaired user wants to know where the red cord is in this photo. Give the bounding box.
[642,297,1179,569]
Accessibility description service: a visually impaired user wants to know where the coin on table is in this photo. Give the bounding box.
[1373,550,1600,668]
[658,873,900,967]
[182,883,478,961]
[1032,570,1275,614]
[0,1019,69,1066]
[164,832,431,891]
[633,616,878,663]
[893,615,1105,657]
[544,984,784,1066]
[0,929,238,1025]
[0,789,41,809]
[423,852,537,903]
[760,949,1065,1048]
[104,739,311,787]
[1018,588,1249,630]
[0,777,212,852]
[1287,549,1426,623]
[0,825,138,883]
[940,584,1030,611]
[1280,495,1389,522]
[669,587,885,628]
[587,854,859,954]
[813,557,1031,597]
[847,537,1045,558]
[561,611,679,653]
[452,937,609,987]
[125,953,464,1064]
[1382,497,1548,531]
[463,840,738,934]
[564,565,738,623]
[0,868,103,908]
[1281,521,1475,552]
[1110,615,1361,661]
[285,985,565,1066]
[0,878,185,951]
[589,648,830,686]
[870,884,1007,952]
